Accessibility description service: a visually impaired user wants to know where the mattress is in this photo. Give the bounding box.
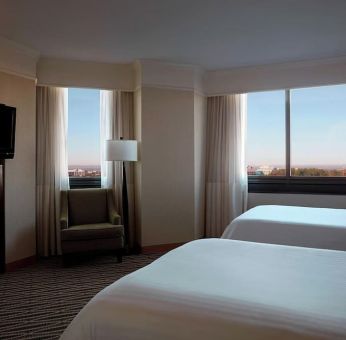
[61,239,346,340]
[222,205,346,250]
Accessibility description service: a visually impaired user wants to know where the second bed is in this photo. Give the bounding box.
[222,205,346,250]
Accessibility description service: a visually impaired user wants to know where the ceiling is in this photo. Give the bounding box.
[0,0,346,70]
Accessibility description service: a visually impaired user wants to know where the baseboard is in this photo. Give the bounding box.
[6,255,36,272]
[141,242,185,254]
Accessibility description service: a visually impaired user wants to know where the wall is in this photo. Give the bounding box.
[0,36,39,79]
[37,57,134,90]
[140,87,195,246]
[193,93,207,238]
[249,193,346,210]
[0,71,36,263]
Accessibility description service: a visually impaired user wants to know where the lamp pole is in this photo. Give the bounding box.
[120,137,129,249]
[106,138,137,253]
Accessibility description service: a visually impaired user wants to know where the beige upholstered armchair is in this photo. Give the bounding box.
[60,188,124,264]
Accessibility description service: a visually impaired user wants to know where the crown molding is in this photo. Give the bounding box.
[2,34,345,96]
[135,56,346,96]
[37,57,134,90]
[207,55,346,75]
[135,59,205,94]
[205,55,346,95]
[0,36,39,79]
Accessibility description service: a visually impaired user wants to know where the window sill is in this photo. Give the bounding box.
[69,177,101,189]
[248,176,346,195]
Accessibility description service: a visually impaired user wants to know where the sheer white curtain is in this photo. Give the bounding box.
[36,86,69,256]
[100,90,123,211]
[205,94,247,238]
[100,90,136,248]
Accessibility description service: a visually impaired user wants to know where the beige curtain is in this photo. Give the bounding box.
[100,90,137,249]
[36,86,69,256]
[205,94,247,237]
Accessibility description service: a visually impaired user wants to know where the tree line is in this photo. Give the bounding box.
[269,168,345,177]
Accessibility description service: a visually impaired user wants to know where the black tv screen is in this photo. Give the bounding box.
[0,104,16,159]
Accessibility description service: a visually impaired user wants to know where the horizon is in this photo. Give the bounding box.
[247,164,346,168]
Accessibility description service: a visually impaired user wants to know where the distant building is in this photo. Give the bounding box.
[247,166,257,175]
[256,165,273,176]
[68,168,85,177]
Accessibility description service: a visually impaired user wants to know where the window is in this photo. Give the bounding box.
[291,85,346,177]
[68,88,101,188]
[247,90,286,176]
[247,84,346,194]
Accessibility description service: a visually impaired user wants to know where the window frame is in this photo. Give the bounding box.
[248,88,346,195]
[69,177,101,189]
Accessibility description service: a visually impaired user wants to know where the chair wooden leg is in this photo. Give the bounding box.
[62,254,70,267]
[115,250,123,263]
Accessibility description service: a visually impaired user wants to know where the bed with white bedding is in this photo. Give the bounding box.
[222,205,346,250]
[61,239,346,340]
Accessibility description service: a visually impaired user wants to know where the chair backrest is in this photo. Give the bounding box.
[67,189,109,226]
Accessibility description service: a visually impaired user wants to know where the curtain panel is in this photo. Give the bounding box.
[100,90,137,249]
[205,94,248,237]
[36,86,69,256]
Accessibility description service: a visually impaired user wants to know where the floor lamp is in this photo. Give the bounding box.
[105,139,137,249]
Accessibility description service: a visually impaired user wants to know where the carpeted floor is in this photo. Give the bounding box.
[0,253,160,339]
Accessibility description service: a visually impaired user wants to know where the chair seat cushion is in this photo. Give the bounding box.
[61,223,124,241]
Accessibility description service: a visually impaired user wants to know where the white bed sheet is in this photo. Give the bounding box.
[61,239,346,340]
[222,205,346,250]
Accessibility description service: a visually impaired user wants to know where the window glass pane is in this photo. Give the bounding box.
[247,90,286,176]
[291,84,346,177]
[68,88,101,179]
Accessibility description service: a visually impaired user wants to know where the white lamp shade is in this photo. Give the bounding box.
[105,140,138,162]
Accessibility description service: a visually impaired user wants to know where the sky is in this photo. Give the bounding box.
[68,84,346,168]
[68,88,100,167]
[247,84,346,168]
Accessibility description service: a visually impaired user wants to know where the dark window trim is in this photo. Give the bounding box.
[69,177,101,189]
[248,88,346,195]
[249,176,346,195]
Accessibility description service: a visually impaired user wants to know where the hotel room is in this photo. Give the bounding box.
[0,0,346,339]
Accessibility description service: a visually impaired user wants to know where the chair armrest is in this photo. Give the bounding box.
[110,211,121,225]
[60,190,69,230]
[107,189,122,225]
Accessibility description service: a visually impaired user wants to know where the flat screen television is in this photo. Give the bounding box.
[0,104,16,159]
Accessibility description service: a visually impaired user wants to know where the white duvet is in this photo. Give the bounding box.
[61,239,346,339]
[222,205,346,250]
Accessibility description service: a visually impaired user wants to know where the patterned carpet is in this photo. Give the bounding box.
[0,253,160,339]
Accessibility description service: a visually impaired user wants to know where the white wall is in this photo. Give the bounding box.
[194,93,207,238]
[249,193,346,210]
[0,71,36,263]
[140,87,195,246]
[37,57,134,90]
[0,36,39,80]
